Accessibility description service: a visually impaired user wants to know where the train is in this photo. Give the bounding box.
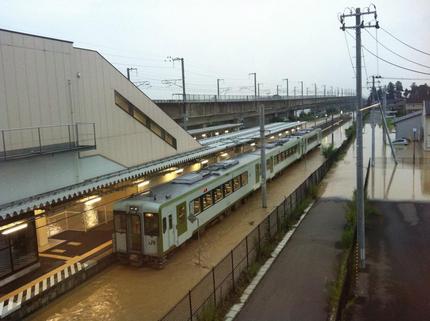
[113,127,322,266]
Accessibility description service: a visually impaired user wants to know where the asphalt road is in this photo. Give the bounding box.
[350,201,430,321]
[235,199,347,321]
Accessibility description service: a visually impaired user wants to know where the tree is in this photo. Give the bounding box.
[395,81,403,99]
[386,82,395,100]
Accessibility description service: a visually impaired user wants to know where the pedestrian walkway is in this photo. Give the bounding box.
[235,199,347,321]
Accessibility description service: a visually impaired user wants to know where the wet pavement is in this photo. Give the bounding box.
[349,201,430,321]
[25,123,352,321]
[235,199,347,321]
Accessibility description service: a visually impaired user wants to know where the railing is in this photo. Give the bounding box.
[0,122,96,161]
[154,94,354,104]
[159,135,353,321]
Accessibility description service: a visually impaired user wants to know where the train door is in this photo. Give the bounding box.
[176,202,187,236]
[113,211,141,253]
[266,157,273,173]
[128,214,142,253]
[143,213,159,255]
[166,213,176,248]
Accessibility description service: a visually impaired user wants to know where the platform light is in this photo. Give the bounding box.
[291,128,295,132]
[340,110,343,114]
[78,195,99,204]
[193,137,197,140]
[175,168,184,174]
[225,130,229,133]
[221,152,228,157]
[250,142,256,147]
[85,197,101,205]
[285,130,289,134]
[215,132,219,136]
[202,133,207,138]
[201,159,209,165]
[2,223,28,235]
[278,133,282,137]
[138,180,150,188]
[270,136,275,139]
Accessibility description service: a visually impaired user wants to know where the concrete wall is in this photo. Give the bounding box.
[0,29,200,168]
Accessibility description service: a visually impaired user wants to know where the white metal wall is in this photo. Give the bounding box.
[0,29,200,167]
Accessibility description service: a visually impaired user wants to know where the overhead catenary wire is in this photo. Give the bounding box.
[344,32,356,74]
[381,27,430,57]
[345,31,430,76]
[364,29,430,69]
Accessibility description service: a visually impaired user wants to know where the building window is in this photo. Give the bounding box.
[114,91,177,149]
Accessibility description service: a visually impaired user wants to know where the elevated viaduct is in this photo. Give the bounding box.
[154,95,356,128]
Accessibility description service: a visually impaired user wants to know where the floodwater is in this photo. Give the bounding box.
[26,123,351,321]
[321,121,430,201]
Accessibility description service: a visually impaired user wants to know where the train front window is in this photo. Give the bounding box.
[144,213,159,236]
[114,211,127,233]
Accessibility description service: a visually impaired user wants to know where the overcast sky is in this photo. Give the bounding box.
[1,0,430,99]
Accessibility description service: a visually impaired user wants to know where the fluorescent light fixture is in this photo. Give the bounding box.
[193,137,197,140]
[270,136,275,139]
[201,159,209,165]
[221,152,228,157]
[278,133,282,136]
[202,133,207,138]
[292,129,295,132]
[250,142,256,147]
[175,168,184,174]
[138,180,150,188]
[79,195,99,203]
[85,197,101,205]
[285,130,289,134]
[2,223,28,235]
[225,130,229,133]
[215,132,219,136]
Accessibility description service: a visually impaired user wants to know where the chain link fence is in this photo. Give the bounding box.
[159,136,356,321]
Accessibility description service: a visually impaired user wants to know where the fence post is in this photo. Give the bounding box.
[68,125,72,148]
[231,250,235,291]
[245,236,249,268]
[212,268,216,306]
[75,123,80,147]
[267,214,271,238]
[188,290,193,321]
[258,224,261,253]
[1,130,5,160]
[38,127,42,153]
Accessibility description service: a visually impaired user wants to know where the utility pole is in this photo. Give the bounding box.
[314,83,317,97]
[340,5,379,270]
[283,78,289,98]
[258,83,263,97]
[217,78,224,98]
[169,57,187,129]
[276,84,280,96]
[126,67,137,81]
[294,86,297,97]
[306,87,309,96]
[250,73,267,208]
[324,85,326,97]
[371,75,381,167]
[300,81,304,115]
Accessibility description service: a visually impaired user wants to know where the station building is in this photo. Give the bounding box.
[0,28,201,284]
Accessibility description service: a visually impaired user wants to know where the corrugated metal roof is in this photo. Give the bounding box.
[0,121,301,220]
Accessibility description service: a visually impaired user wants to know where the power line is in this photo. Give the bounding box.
[381,27,430,57]
[344,32,355,74]
[362,48,369,82]
[364,29,430,69]
[345,31,430,76]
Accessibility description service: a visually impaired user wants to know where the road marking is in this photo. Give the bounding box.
[39,253,73,260]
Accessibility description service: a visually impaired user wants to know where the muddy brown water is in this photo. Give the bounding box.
[26,123,352,321]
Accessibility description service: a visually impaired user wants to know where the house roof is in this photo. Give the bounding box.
[393,111,422,124]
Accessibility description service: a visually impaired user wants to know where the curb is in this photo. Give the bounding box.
[224,201,315,321]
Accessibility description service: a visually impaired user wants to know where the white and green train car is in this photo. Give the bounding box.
[113,128,321,266]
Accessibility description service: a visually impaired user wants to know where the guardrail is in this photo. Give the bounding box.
[159,133,353,321]
[0,122,96,161]
[154,94,354,104]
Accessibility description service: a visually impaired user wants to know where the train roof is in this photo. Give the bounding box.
[115,152,259,210]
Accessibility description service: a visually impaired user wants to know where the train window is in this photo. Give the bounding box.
[168,215,173,230]
[202,192,213,210]
[114,211,127,233]
[255,164,260,183]
[241,172,248,186]
[224,181,233,196]
[193,198,202,215]
[233,176,241,191]
[163,217,167,233]
[144,213,159,236]
[214,186,223,203]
